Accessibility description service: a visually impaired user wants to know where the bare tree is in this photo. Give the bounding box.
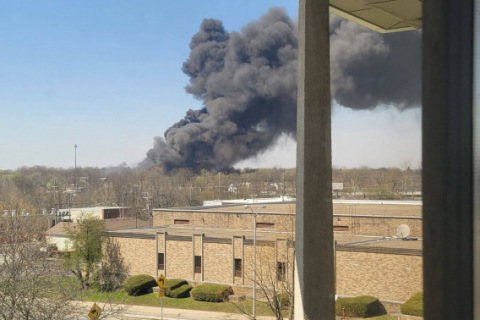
[0,210,81,320]
[100,237,129,291]
[232,213,296,320]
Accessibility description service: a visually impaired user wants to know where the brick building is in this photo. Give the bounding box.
[107,200,422,302]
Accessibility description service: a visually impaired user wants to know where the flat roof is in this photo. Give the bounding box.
[47,218,149,236]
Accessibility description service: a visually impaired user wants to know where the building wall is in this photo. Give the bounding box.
[69,209,104,222]
[154,209,421,238]
[112,232,422,302]
[153,210,295,232]
[113,237,156,276]
[166,240,192,280]
[203,242,233,284]
[333,216,422,238]
[335,251,423,301]
[46,235,72,252]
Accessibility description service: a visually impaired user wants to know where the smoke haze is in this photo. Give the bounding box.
[143,8,421,171]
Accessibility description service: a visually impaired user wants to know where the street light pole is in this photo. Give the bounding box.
[244,204,266,320]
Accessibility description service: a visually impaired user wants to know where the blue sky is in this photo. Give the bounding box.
[0,1,421,170]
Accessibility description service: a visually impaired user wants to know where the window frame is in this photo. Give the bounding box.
[194,255,202,274]
[157,253,164,270]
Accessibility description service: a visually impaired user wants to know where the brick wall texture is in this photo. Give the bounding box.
[154,209,421,238]
[153,210,295,232]
[336,251,423,301]
[203,242,232,284]
[114,237,156,276]
[113,234,423,302]
[166,240,192,280]
[333,216,422,238]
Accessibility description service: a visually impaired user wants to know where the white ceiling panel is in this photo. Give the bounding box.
[330,0,422,33]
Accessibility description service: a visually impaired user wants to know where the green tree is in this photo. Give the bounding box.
[65,216,105,289]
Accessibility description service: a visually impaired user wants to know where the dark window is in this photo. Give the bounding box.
[277,262,286,281]
[333,225,349,232]
[234,258,242,277]
[256,222,275,229]
[174,219,190,225]
[157,253,164,270]
[194,255,202,273]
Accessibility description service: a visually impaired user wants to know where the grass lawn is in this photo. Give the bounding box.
[335,315,403,320]
[82,287,278,316]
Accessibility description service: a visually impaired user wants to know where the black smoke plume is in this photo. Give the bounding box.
[143,8,421,171]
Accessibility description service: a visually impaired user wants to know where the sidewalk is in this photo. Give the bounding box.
[79,301,278,320]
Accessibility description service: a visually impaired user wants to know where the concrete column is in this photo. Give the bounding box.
[295,0,334,319]
[164,232,167,277]
[422,1,475,319]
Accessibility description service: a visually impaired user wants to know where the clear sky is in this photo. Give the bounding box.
[0,1,421,170]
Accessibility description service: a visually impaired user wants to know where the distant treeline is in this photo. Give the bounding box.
[0,165,421,214]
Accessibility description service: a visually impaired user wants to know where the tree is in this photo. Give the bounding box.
[232,211,296,320]
[0,209,81,320]
[65,217,105,289]
[99,237,129,291]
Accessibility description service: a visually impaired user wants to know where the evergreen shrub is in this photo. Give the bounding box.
[191,284,233,302]
[335,295,386,318]
[401,292,423,317]
[123,274,157,296]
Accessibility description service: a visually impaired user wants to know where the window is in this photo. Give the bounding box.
[333,226,349,232]
[194,255,202,273]
[234,258,242,277]
[157,253,164,270]
[174,219,190,225]
[277,262,286,281]
[256,222,274,229]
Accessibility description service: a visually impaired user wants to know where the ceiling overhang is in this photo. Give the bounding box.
[330,0,422,33]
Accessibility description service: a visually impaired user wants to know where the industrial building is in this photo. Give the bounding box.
[107,200,422,302]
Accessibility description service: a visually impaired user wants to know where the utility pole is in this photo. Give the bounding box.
[52,172,57,204]
[74,144,78,191]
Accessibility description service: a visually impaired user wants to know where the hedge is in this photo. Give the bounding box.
[169,284,193,298]
[335,296,386,318]
[401,292,423,317]
[164,279,188,296]
[123,274,157,296]
[191,284,233,302]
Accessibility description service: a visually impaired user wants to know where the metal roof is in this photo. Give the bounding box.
[330,0,422,33]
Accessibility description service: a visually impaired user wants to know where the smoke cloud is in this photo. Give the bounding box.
[143,8,421,171]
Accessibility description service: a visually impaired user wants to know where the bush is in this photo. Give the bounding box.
[401,292,423,317]
[123,274,157,296]
[191,284,233,302]
[335,296,386,318]
[169,284,193,298]
[163,279,188,296]
[164,278,188,296]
